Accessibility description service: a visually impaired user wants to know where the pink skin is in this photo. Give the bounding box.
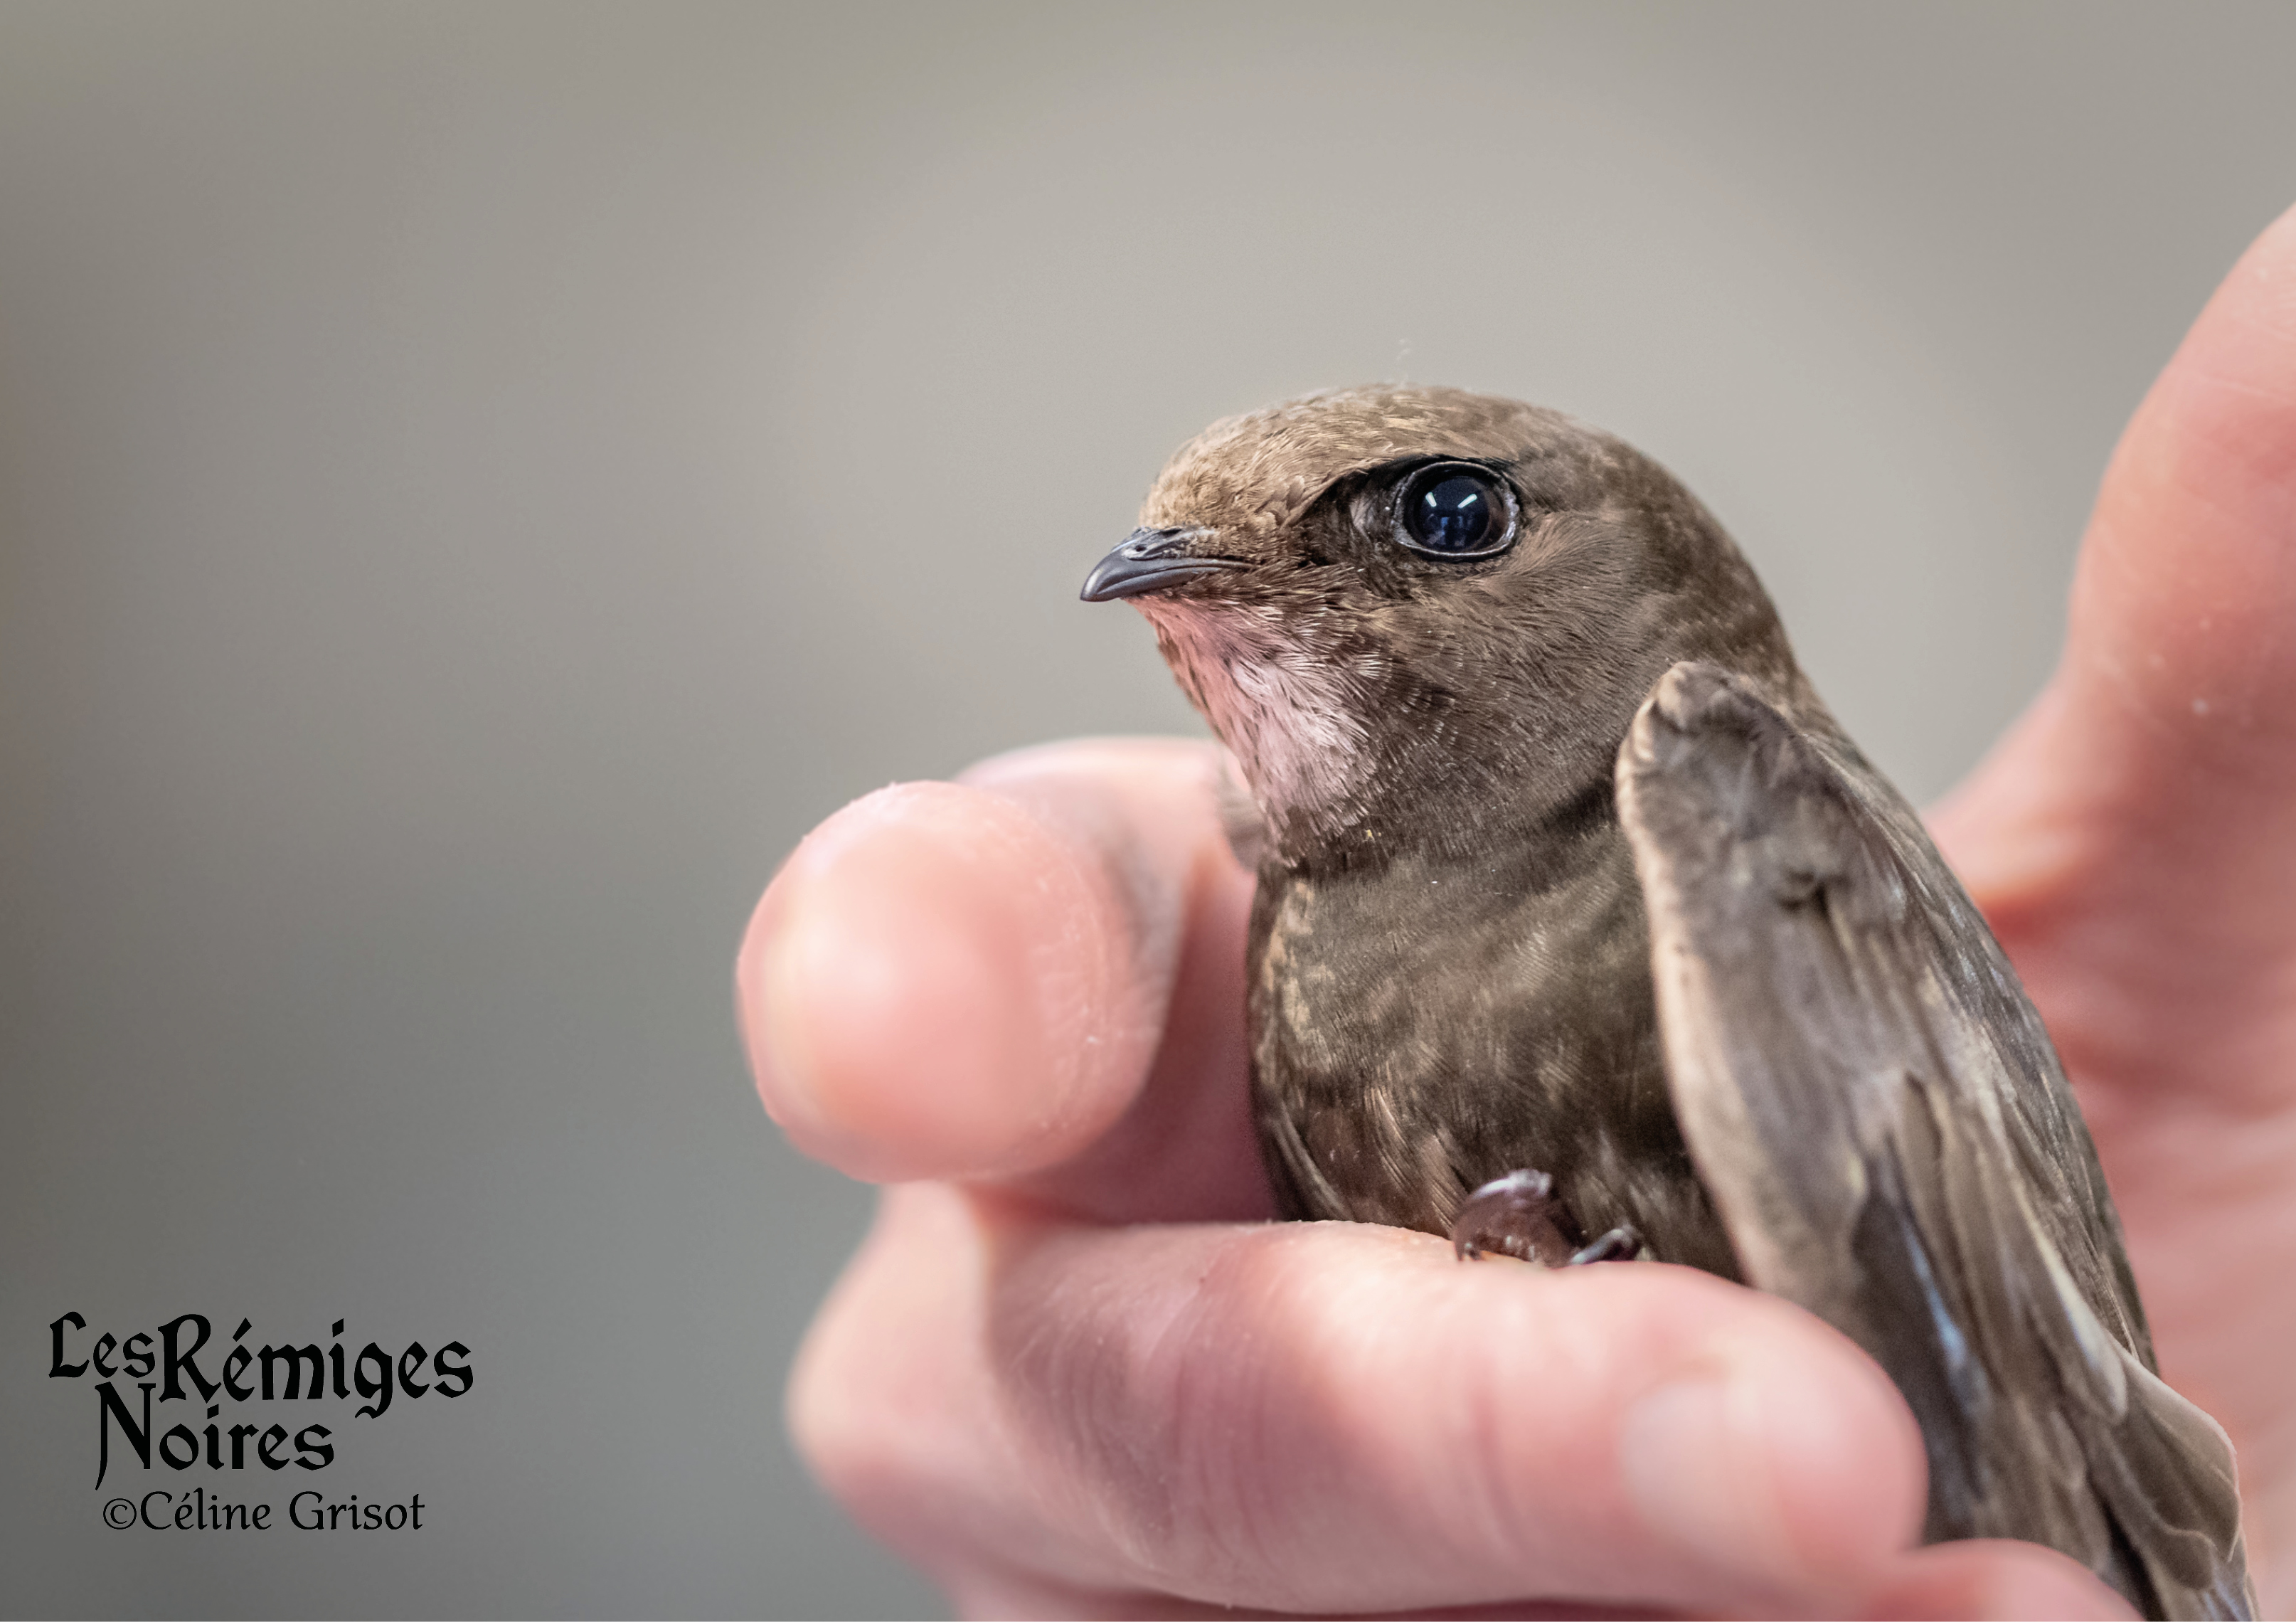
[740,203,2296,1620]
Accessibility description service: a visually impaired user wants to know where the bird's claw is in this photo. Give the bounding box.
[1569,1224,1644,1265]
[1451,1170,1644,1267]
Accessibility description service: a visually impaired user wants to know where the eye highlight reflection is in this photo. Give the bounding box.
[1394,462,1516,559]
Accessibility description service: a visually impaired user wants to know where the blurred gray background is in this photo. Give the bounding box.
[2,2,2291,1615]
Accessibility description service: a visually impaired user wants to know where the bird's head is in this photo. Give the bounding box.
[1083,386,1805,866]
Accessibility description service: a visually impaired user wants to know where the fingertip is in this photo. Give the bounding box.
[738,780,1140,1183]
[1747,1319,1930,1582]
[1611,1279,1927,1603]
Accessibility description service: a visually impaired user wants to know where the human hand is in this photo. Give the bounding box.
[1926,201,2296,1616]
[740,203,2296,1621]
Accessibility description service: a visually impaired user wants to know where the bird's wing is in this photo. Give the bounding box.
[1615,661,2252,1621]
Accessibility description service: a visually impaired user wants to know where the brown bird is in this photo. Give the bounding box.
[1081,386,2253,1619]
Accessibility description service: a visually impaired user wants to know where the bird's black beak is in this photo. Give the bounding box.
[1080,527,1240,602]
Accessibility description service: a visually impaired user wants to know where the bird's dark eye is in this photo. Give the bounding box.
[1394,462,1516,559]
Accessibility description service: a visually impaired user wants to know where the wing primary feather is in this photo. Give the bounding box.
[1617,661,2253,1620]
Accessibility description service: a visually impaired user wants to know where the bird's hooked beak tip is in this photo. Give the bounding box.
[1080,526,1239,603]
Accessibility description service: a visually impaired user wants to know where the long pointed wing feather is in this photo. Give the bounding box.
[1615,662,2252,1621]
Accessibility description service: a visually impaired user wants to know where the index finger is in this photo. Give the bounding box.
[738,737,1270,1222]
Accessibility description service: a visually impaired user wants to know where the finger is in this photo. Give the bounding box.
[790,1185,1925,1619]
[1857,1540,2134,1622]
[946,1542,2134,1622]
[945,1567,1701,1621]
[1931,201,2296,1111]
[738,738,1266,1217]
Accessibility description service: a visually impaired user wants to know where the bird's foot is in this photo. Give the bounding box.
[1450,1170,1571,1266]
[1450,1170,1643,1267]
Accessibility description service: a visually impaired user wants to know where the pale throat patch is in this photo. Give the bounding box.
[1136,598,1368,826]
